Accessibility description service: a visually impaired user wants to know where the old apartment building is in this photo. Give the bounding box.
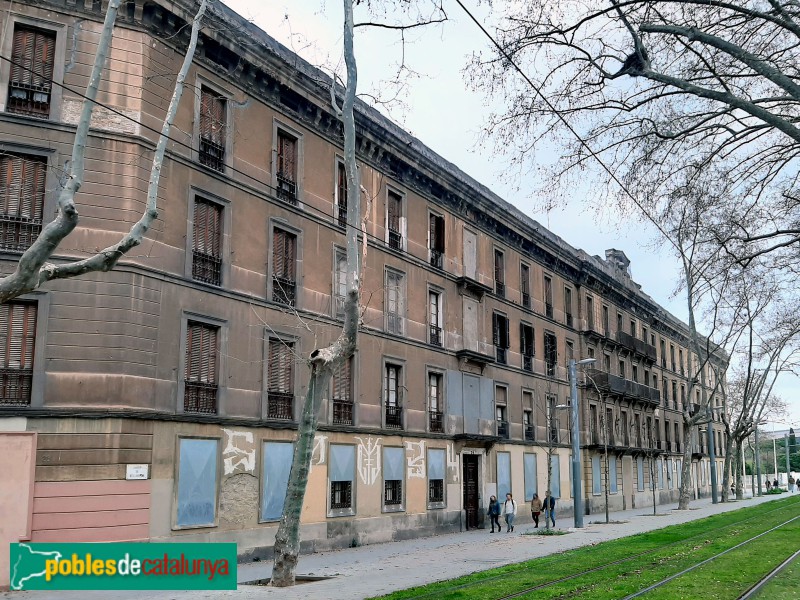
[0,0,727,563]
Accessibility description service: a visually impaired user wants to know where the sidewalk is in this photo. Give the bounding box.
[5,493,786,600]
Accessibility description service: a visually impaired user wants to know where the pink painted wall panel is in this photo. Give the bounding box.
[0,433,37,590]
[29,480,151,544]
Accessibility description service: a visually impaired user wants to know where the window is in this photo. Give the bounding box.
[586,295,594,329]
[564,287,573,327]
[658,459,665,489]
[566,340,574,365]
[618,359,625,379]
[198,87,226,171]
[679,349,685,375]
[523,410,534,441]
[602,305,610,335]
[494,249,505,296]
[383,446,404,509]
[672,381,678,410]
[496,386,509,438]
[590,405,598,442]
[385,269,405,335]
[191,197,222,286]
[429,213,445,268]
[267,339,294,420]
[550,454,561,498]
[675,422,680,451]
[176,438,218,528]
[520,323,534,372]
[662,378,668,406]
[592,455,602,495]
[660,339,667,368]
[497,452,511,498]
[428,449,446,505]
[632,364,638,383]
[543,275,553,318]
[332,357,353,425]
[333,247,347,319]
[610,457,618,493]
[272,228,297,306]
[634,413,642,446]
[621,411,629,445]
[604,353,611,372]
[0,153,45,252]
[0,301,36,405]
[385,363,403,429]
[665,420,671,450]
[429,289,442,346]
[524,453,537,501]
[520,264,531,308]
[276,130,298,204]
[544,332,557,377]
[428,372,443,432]
[547,394,559,443]
[335,160,347,227]
[680,384,686,409]
[616,312,623,333]
[493,313,510,364]
[606,407,614,444]
[184,321,218,414]
[642,326,648,342]
[329,444,355,513]
[387,190,404,250]
[670,344,676,371]
[261,442,293,521]
[637,456,645,491]
[8,25,55,118]
[630,319,636,337]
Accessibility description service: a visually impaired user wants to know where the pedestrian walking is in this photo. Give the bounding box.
[789,475,795,493]
[544,490,556,528]
[766,479,772,492]
[530,493,543,528]
[502,492,517,532]
[773,478,779,490]
[487,495,501,533]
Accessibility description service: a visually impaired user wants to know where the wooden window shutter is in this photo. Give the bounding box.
[492,313,499,346]
[193,198,222,257]
[268,339,294,394]
[278,133,297,181]
[429,214,445,252]
[333,358,351,402]
[200,87,226,146]
[9,26,55,117]
[185,322,218,384]
[0,302,36,369]
[0,154,45,219]
[387,192,401,232]
[272,229,296,280]
[504,316,510,349]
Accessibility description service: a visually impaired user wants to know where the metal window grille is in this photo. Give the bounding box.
[0,153,45,251]
[277,132,298,204]
[192,198,222,285]
[336,162,347,226]
[199,88,226,171]
[332,358,353,425]
[184,322,218,413]
[272,229,297,305]
[385,365,403,428]
[268,339,294,420]
[8,26,55,118]
[387,191,402,249]
[330,480,352,509]
[428,479,444,503]
[384,480,402,505]
[0,302,36,405]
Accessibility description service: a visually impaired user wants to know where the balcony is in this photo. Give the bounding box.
[429,325,443,347]
[524,425,535,442]
[585,369,659,406]
[523,354,533,372]
[276,173,298,205]
[192,251,222,286]
[455,276,492,299]
[0,368,32,405]
[272,276,296,306]
[616,331,657,363]
[333,399,353,425]
[184,381,217,414]
[388,229,403,250]
[497,420,509,439]
[386,405,403,429]
[430,249,443,269]
[429,411,444,433]
[0,215,42,253]
[199,137,225,172]
[267,392,293,420]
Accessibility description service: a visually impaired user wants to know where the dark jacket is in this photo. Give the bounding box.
[544,495,556,510]
[488,499,500,516]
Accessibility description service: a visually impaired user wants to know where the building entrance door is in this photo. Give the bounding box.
[463,454,480,529]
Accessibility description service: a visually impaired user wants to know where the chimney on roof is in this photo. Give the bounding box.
[605,248,631,277]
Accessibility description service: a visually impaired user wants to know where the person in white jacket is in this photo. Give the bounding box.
[502,492,517,532]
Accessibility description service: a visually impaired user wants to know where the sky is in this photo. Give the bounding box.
[220,0,799,431]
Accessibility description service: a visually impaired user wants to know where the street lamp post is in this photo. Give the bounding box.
[567,357,596,529]
[706,406,718,504]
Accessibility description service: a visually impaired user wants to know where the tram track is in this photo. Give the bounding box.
[737,547,800,600]
[397,499,800,600]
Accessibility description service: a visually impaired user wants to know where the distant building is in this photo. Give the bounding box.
[0,0,727,561]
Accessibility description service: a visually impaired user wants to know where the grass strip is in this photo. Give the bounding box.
[371,496,800,600]
[751,553,800,598]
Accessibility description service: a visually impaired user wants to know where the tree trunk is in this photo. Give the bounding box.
[721,435,733,502]
[734,439,744,499]
[677,420,694,509]
[271,0,360,586]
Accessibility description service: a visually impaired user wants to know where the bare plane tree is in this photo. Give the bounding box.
[468,0,800,270]
[0,0,209,302]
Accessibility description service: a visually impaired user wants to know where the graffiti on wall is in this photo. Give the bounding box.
[310,434,328,472]
[447,443,460,482]
[221,429,256,475]
[355,435,381,485]
[404,441,426,478]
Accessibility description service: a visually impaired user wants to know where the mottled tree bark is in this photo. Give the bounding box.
[0,0,207,302]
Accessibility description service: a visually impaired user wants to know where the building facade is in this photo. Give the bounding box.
[0,0,728,571]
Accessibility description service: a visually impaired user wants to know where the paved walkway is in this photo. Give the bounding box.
[5,493,787,600]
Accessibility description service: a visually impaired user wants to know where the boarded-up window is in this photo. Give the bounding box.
[0,302,36,405]
[199,87,226,171]
[267,338,294,420]
[184,321,218,413]
[272,229,296,305]
[0,153,45,251]
[8,25,55,117]
[176,438,218,527]
[192,198,222,285]
[276,131,298,203]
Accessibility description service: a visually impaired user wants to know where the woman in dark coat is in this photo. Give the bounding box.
[487,495,501,533]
